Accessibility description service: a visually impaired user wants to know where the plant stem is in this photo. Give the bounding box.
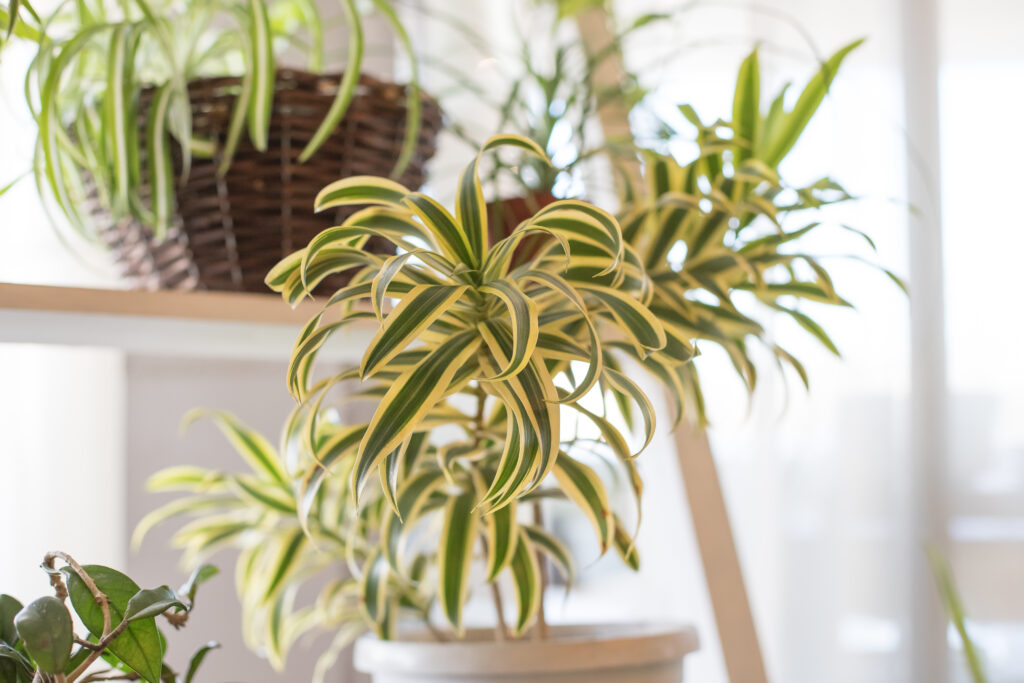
[490,579,509,642]
[43,552,112,638]
[532,501,549,641]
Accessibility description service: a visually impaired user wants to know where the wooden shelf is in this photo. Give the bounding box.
[0,283,370,361]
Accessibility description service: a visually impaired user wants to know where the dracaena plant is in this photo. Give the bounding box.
[618,40,905,423]
[140,134,684,674]
[18,0,421,239]
[0,553,216,683]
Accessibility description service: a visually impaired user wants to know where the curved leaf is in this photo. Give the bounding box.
[438,489,479,634]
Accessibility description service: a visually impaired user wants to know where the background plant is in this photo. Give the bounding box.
[617,40,905,423]
[0,552,216,683]
[18,0,421,240]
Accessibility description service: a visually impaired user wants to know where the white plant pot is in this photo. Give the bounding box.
[354,622,698,683]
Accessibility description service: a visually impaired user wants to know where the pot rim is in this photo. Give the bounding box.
[354,621,698,676]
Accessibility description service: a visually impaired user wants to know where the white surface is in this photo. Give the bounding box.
[0,308,370,362]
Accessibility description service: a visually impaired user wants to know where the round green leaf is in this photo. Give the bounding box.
[14,596,72,674]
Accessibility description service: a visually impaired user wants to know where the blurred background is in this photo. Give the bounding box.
[1,0,1021,681]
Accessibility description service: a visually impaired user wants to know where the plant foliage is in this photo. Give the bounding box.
[16,0,421,241]
[141,41,894,679]
[0,553,216,683]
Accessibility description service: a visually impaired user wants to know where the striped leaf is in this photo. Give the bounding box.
[361,285,468,379]
[360,550,389,625]
[314,177,411,212]
[183,410,289,489]
[263,528,305,601]
[218,33,253,176]
[438,489,479,634]
[508,527,541,637]
[298,0,361,162]
[523,524,575,587]
[145,83,175,239]
[612,514,640,571]
[552,453,614,554]
[245,0,275,152]
[104,24,134,213]
[576,283,667,351]
[367,0,419,178]
[352,332,481,500]
[731,47,760,165]
[761,40,863,166]
[603,368,656,454]
[484,500,518,580]
[480,279,538,379]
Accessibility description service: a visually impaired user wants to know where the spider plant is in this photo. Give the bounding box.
[1,0,39,49]
[20,0,422,240]
[618,40,905,422]
[140,133,683,674]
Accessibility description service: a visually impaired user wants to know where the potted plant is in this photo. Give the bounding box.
[0,552,216,683]
[140,134,701,681]
[9,0,441,292]
[138,41,897,681]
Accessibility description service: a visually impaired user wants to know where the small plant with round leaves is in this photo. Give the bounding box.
[0,553,217,683]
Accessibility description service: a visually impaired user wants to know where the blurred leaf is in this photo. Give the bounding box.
[178,565,218,605]
[124,586,187,622]
[0,595,22,644]
[185,642,220,683]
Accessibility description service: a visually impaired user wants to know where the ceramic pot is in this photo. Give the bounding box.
[354,622,698,683]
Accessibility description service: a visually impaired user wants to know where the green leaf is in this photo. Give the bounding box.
[927,547,987,683]
[183,411,289,489]
[576,283,666,351]
[124,587,187,622]
[0,595,22,644]
[263,529,306,601]
[361,285,468,379]
[185,641,220,683]
[438,489,479,635]
[360,551,389,625]
[612,514,640,570]
[484,500,518,580]
[63,565,164,683]
[508,527,540,637]
[178,565,218,605]
[145,83,175,240]
[523,525,575,587]
[480,280,539,379]
[246,0,275,152]
[298,0,361,161]
[14,597,72,674]
[552,453,614,554]
[773,304,841,356]
[314,176,410,212]
[352,332,481,500]
[366,0,419,178]
[761,40,863,166]
[732,47,760,164]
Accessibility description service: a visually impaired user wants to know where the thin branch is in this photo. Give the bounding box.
[43,552,111,638]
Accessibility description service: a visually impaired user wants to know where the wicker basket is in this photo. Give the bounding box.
[91,69,442,293]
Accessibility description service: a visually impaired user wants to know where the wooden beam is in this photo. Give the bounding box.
[673,421,769,682]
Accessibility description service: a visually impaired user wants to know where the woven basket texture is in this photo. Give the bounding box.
[89,69,442,293]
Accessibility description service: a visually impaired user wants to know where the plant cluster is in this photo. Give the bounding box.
[140,39,896,679]
[0,552,216,683]
[7,0,420,239]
